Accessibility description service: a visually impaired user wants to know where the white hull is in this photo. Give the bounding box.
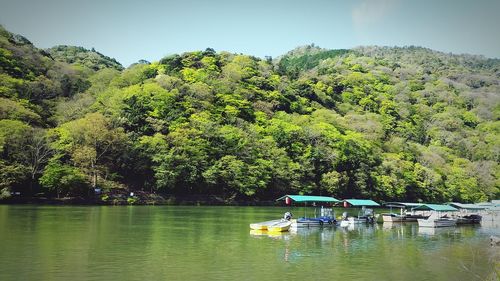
[268,221,292,232]
[382,214,403,222]
[340,216,374,227]
[249,219,283,230]
[417,218,456,228]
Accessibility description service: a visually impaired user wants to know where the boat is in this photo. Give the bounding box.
[249,229,290,239]
[267,220,292,232]
[381,213,406,222]
[249,229,268,236]
[381,202,428,222]
[417,216,457,227]
[339,215,377,227]
[414,204,458,228]
[339,217,372,226]
[456,214,482,224]
[293,215,336,228]
[339,216,372,227]
[276,195,340,228]
[249,219,283,230]
[339,199,380,227]
[448,202,485,224]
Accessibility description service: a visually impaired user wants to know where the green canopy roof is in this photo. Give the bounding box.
[343,199,380,207]
[448,203,486,210]
[276,195,340,203]
[412,204,458,212]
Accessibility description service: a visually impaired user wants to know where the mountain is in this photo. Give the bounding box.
[0,26,498,203]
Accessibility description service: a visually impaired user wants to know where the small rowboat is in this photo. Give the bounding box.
[267,220,292,232]
[249,219,282,230]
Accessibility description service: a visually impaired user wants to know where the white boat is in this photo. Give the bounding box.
[339,199,379,227]
[448,203,484,224]
[417,217,457,227]
[339,216,375,227]
[414,204,458,228]
[249,219,282,230]
[268,220,292,232]
[382,213,406,222]
[339,220,349,227]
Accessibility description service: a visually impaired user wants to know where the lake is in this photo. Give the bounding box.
[0,205,498,281]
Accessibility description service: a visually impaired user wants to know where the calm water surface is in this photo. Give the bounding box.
[0,205,498,281]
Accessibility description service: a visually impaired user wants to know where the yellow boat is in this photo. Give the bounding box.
[267,220,292,232]
[249,219,282,230]
[249,229,268,236]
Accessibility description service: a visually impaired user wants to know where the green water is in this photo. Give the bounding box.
[0,205,498,281]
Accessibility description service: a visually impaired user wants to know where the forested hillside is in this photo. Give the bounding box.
[47,45,124,71]
[0,26,498,203]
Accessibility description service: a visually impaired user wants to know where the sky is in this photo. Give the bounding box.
[0,0,499,66]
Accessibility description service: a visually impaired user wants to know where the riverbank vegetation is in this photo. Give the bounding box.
[0,26,498,204]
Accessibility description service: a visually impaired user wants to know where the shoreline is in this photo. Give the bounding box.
[0,195,278,206]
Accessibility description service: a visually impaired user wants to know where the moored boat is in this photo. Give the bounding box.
[382,202,427,222]
[339,220,349,227]
[249,229,268,236]
[381,213,406,222]
[448,203,485,224]
[417,217,457,227]
[339,199,379,227]
[456,214,482,224]
[276,195,339,228]
[414,204,458,228]
[267,220,292,232]
[381,213,429,222]
[250,219,282,230]
[293,216,336,228]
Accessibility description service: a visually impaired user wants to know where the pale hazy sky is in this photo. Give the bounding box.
[1,0,499,66]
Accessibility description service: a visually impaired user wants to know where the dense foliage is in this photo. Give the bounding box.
[0,26,498,203]
[47,45,124,71]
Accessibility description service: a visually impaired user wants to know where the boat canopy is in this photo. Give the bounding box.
[448,202,487,210]
[276,195,340,203]
[384,202,423,208]
[476,202,500,210]
[412,204,457,211]
[343,199,380,207]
